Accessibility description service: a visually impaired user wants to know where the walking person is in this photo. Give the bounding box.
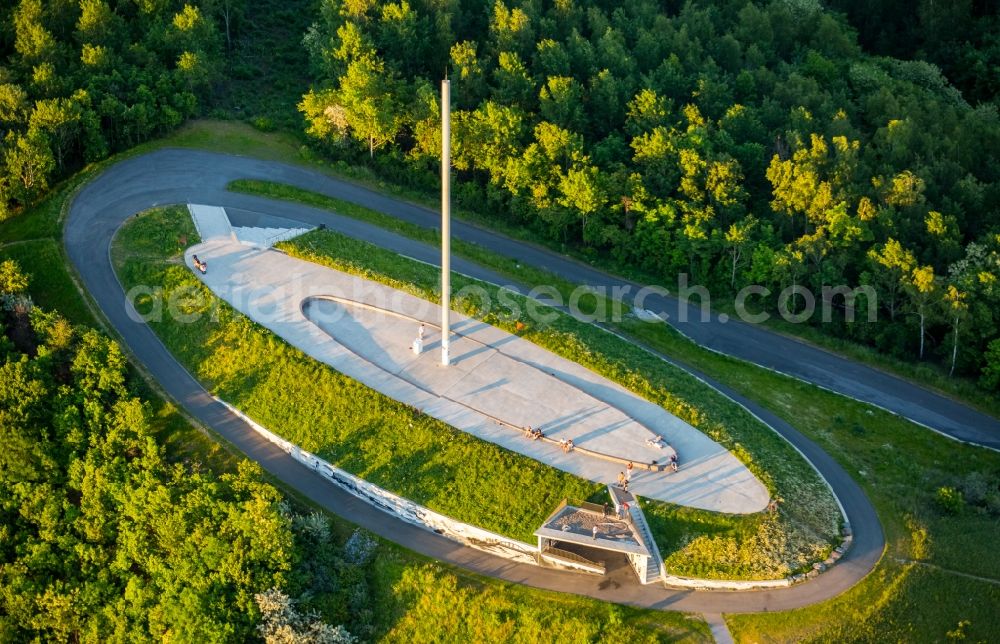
[602,502,610,518]
[617,471,625,488]
[626,461,634,482]
[592,525,598,540]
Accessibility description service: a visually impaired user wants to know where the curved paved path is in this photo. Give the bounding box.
[64,148,889,613]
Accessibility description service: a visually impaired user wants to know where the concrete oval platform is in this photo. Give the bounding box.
[184,205,769,513]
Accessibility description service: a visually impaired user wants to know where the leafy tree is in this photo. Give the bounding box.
[903,264,939,359]
[449,40,485,106]
[724,215,757,290]
[981,339,1000,392]
[255,588,356,643]
[492,50,534,107]
[3,130,55,205]
[941,284,968,376]
[13,0,58,66]
[0,260,30,294]
[336,55,404,157]
[538,75,584,132]
[488,0,533,59]
[0,84,29,125]
[867,238,915,322]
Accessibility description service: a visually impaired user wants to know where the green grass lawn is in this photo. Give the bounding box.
[372,557,710,643]
[0,239,96,328]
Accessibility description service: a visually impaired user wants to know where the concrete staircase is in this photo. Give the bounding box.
[608,485,666,585]
[232,225,312,249]
[188,204,236,242]
[187,204,312,249]
[628,500,666,585]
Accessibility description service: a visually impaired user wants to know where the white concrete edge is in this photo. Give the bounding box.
[663,574,793,591]
[214,397,542,566]
[186,204,203,240]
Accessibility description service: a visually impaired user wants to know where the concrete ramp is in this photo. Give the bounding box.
[188,204,235,242]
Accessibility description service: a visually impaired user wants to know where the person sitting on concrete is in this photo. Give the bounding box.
[531,427,543,440]
[646,434,665,449]
[669,452,679,472]
[192,255,207,274]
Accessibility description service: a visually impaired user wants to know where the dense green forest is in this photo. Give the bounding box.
[297,0,1000,387]
[0,260,368,641]
[0,0,223,216]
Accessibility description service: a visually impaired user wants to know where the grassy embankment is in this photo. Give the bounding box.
[114,205,839,580]
[1,186,710,641]
[231,178,1000,641]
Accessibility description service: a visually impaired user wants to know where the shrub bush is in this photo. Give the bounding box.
[935,486,965,515]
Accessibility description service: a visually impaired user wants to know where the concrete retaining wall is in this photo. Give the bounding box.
[218,398,540,565]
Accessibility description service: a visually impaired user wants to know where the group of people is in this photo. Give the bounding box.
[616,461,635,492]
[523,425,543,440]
[601,500,631,522]
[646,434,680,472]
[191,255,207,274]
[521,424,579,452]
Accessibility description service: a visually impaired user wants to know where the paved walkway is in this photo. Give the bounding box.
[186,205,769,513]
[64,149,886,616]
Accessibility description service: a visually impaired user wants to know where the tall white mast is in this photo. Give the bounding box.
[441,78,451,366]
